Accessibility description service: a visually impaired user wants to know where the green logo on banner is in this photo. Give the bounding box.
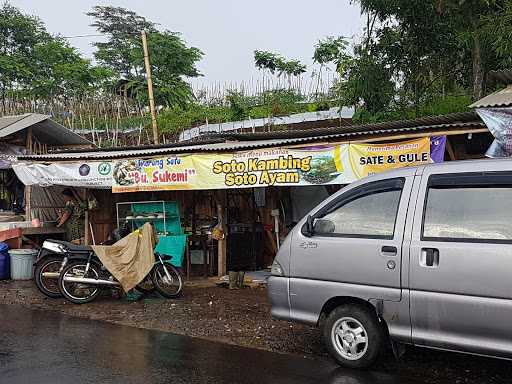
[98,162,111,175]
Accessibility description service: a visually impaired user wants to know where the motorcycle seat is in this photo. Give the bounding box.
[49,239,92,252]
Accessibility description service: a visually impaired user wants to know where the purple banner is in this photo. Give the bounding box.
[430,136,446,163]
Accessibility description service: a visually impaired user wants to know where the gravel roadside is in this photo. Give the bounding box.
[1,280,511,384]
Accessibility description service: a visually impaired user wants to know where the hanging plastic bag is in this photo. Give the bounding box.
[211,224,225,241]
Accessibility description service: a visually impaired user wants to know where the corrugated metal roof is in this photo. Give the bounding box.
[470,85,512,108]
[0,113,91,146]
[18,112,487,162]
[196,111,482,141]
[178,107,355,141]
[19,139,308,160]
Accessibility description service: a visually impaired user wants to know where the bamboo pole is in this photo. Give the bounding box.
[84,189,89,245]
[25,126,33,220]
[216,190,227,277]
[141,30,159,145]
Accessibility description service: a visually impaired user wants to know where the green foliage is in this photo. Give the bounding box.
[480,0,512,68]
[333,47,394,114]
[0,2,113,101]
[353,95,472,124]
[257,89,306,116]
[328,0,512,121]
[155,89,311,134]
[87,6,203,108]
[226,91,250,120]
[332,0,511,122]
[313,36,350,71]
[0,2,44,87]
[86,6,155,78]
[254,50,280,74]
[253,50,306,77]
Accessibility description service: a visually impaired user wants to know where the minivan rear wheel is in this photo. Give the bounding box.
[323,304,384,369]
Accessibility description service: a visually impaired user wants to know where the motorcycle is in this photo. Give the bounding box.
[34,224,131,298]
[34,240,77,298]
[57,243,183,304]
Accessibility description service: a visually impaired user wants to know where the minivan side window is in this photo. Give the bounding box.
[314,178,404,239]
[423,173,512,242]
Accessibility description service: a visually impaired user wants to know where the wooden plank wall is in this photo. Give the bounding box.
[89,188,281,268]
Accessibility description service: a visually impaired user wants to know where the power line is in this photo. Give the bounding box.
[61,34,104,39]
[61,32,142,39]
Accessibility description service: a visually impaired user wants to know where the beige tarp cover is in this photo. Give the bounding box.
[92,223,155,292]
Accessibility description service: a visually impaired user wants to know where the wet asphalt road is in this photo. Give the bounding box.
[0,305,416,384]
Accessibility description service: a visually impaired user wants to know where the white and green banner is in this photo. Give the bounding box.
[13,161,113,188]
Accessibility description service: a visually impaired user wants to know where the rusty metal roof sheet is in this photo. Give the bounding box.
[18,112,486,162]
[202,111,481,141]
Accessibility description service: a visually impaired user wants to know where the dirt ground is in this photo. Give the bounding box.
[1,279,511,384]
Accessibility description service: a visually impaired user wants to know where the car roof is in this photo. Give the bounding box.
[421,157,512,174]
[361,157,512,184]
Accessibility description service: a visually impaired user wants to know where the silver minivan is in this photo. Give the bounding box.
[269,159,512,368]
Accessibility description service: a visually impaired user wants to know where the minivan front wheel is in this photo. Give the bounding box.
[324,304,384,369]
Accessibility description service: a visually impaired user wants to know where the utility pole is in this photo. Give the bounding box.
[141,30,159,145]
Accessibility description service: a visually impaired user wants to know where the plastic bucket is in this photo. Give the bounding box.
[0,243,10,280]
[9,249,38,280]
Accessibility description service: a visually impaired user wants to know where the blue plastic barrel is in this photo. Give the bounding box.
[0,242,10,280]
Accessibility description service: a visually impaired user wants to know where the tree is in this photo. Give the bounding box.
[0,2,46,104]
[313,36,349,71]
[87,6,155,79]
[357,0,462,106]
[87,6,203,107]
[332,44,394,115]
[253,50,306,90]
[30,37,115,100]
[351,0,509,109]
[437,0,509,100]
[254,50,281,75]
[0,2,113,110]
[313,36,350,95]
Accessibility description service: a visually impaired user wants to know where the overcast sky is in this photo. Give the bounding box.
[10,0,363,87]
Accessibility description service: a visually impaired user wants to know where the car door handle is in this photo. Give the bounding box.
[420,248,439,267]
[381,246,397,256]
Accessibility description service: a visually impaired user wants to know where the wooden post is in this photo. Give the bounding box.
[25,186,31,221]
[217,190,227,277]
[445,137,457,161]
[141,30,159,145]
[25,127,33,220]
[26,126,33,153]
[83,189,89,245]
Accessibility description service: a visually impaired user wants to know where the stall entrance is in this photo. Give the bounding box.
[0,170,24,213]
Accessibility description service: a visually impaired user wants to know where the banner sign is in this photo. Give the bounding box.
[430,136,447,163]
[348,139,431,179]
[13,161,112,188]
[112,138,432,193]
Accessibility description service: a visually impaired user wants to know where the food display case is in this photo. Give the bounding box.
[116,201,187,268]
[116,201,183,236]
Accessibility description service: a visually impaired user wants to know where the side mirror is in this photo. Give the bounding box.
[302,215,315,237]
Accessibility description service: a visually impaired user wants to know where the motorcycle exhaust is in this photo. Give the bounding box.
[41,272,60,279]
[62,276,120,287]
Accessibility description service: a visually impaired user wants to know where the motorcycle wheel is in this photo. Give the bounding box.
[135,275,156,294]
[34,256,64,298]
[58,260,101,304]
[152,262,183,298]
